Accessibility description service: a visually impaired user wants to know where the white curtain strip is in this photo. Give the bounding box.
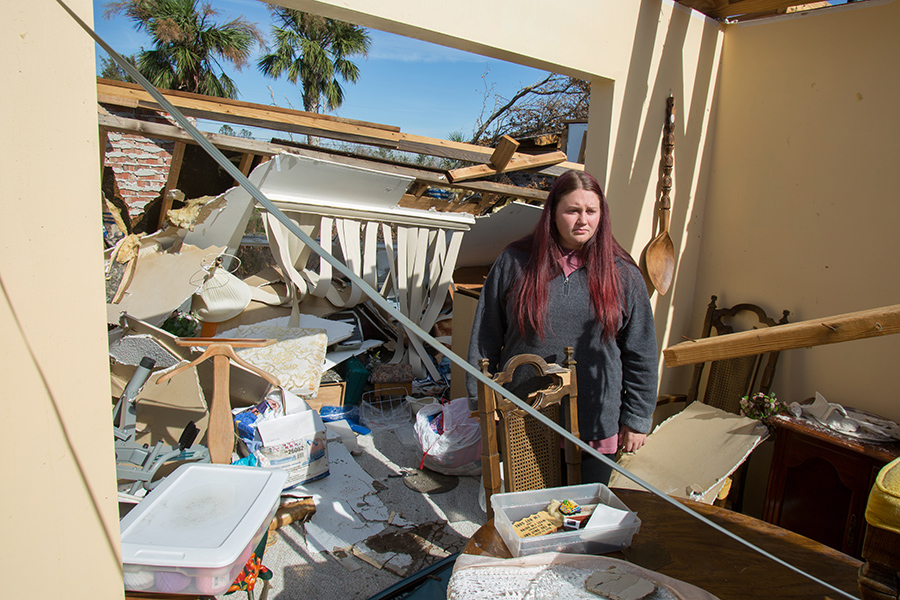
[265,211,457,382]
[64,6,856,598]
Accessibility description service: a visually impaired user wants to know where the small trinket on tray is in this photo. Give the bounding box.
[559,499,581,515]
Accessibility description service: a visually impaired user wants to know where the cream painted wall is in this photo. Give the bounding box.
[693,0,900,420]
[3,1,125,599]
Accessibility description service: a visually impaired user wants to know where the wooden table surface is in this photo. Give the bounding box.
[464,488,862,599]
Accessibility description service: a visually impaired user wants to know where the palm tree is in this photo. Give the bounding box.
[104,0,262,99]
[257,8,370,114]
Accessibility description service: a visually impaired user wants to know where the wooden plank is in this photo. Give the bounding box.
[474,193,499,214]
[98,78,583,176]
[99,126,108,177]
[663,304,900,367]
[489,135,520,171]
[234,152,255,186]
[98,78,400,132]
[447,150,568,183]
[157,141,185,230]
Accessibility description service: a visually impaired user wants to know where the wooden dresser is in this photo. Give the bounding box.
[763,413,900,559]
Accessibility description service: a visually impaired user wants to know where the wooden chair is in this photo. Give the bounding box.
[477,347,581,520]
[657,295,790,510]
[658,295,791,415]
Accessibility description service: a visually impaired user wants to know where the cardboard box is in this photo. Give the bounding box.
[255,408,329,490]
[491,483,640,557]
[120,464,286,595]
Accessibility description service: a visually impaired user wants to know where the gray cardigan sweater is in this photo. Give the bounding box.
[465,247,659,442]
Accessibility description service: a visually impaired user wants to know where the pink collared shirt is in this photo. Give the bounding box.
[557,248,618,453]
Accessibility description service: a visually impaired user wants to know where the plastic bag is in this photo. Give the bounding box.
[414,397,482,476]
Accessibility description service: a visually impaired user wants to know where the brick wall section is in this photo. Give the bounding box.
[102,106,183,218]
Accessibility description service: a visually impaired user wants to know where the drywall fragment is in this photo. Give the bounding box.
[107,240,225,327]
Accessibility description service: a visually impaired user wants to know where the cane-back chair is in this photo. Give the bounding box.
[477,347,581,520]
[659,295,791,415]
[655,295,790,510]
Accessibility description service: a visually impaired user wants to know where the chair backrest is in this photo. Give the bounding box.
[686,295,790,414]
[476,347,581,520]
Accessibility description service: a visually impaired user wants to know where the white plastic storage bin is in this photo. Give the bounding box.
[120,463,287,595]
[491,483,641,557]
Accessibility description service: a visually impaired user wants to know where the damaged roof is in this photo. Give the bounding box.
[98,78,583,218]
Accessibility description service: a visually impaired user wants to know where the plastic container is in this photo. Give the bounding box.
[359,389,412,430]
[491,483,640,557]
[337,356,369,407]
[120,463,287,595]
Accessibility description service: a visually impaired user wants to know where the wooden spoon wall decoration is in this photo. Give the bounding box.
[644,96,677,296]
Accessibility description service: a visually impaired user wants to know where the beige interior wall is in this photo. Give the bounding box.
[692,0,900,420]
[4,1,125,599]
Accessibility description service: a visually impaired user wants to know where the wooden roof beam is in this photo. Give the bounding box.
[489,135,520,171]
[97,112,549,204]
[447,150,568,183]
[664,304,900,367]
[98,78,581,177]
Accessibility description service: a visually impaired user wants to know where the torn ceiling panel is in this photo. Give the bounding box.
[255,153,474,230]
[106,238,225,327]
[179,187,254,266]
[456,201,543,269]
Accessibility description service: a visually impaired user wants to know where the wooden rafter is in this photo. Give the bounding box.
[97,78,581,177]
[97,112,549,208]
[489,135,520,171]
[447,150,568,183]
[157,141,185,230]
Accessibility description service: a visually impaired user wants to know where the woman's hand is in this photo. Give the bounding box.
[618,425,647,453]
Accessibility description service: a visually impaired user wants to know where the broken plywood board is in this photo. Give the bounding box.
[609,402,769,504]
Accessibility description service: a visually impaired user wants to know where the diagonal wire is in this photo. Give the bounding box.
[57,2,859,597]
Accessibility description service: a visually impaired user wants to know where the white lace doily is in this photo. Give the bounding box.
[448,553,719,600]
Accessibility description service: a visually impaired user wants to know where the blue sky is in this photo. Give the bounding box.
[91,0,550,141]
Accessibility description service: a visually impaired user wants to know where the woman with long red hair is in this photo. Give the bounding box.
[466,170,658,484]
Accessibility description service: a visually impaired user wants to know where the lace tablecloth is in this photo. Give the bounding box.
[448,553,719,600]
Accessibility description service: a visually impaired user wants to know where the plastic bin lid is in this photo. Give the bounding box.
[120,463,287,569]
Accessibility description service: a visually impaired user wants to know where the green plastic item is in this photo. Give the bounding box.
[338,356,369,406]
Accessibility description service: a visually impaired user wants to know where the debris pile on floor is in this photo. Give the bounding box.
[104,157,486,600]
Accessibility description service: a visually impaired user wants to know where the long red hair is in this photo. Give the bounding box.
[509,170,635,340]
